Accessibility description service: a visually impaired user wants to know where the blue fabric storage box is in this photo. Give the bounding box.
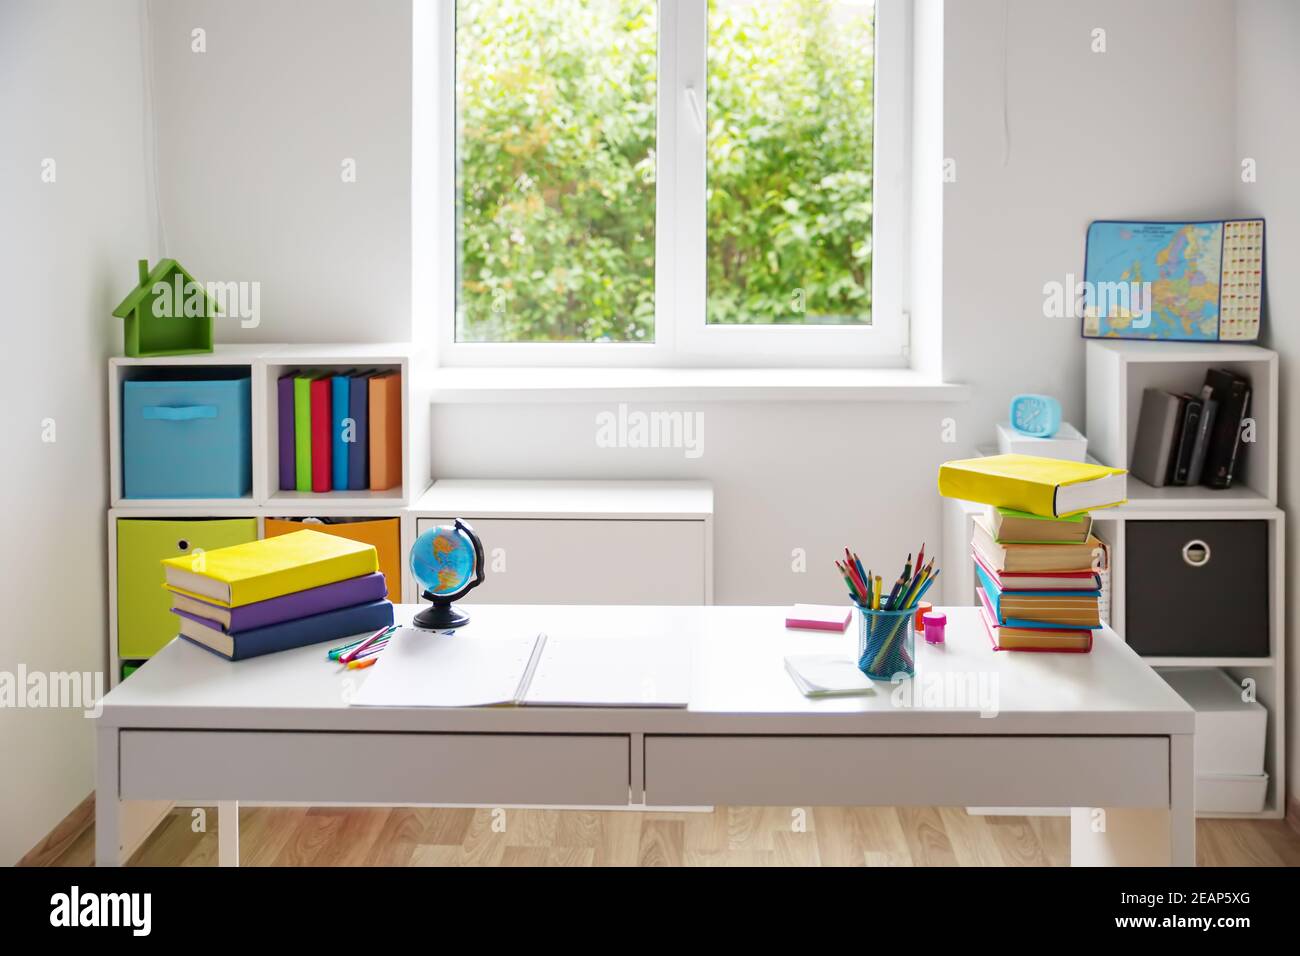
[122,371,252,498]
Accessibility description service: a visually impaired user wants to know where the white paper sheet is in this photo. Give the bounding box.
[350,627,543,708]
[522,635,690,708]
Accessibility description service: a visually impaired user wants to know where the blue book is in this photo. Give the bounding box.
[331,374,350,490]
[347,372,370,491]
[175,599,394,661]
[974,563,1101,630]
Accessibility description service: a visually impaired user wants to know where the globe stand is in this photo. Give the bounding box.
[412,593,471,631]
[408,518,486,633]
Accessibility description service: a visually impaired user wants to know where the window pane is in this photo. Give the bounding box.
[456,0,658,343]
[707,0,875,326]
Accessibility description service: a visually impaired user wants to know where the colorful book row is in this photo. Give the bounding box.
[276,370,402,493]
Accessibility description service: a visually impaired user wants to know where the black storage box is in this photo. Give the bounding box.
[1124,520,1269,657]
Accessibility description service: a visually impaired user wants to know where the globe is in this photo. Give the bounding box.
[409,519,485,630]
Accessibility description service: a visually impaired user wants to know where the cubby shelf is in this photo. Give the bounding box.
[109,343,434,508]
[1084,339,1286,820]
[107,343,434,689]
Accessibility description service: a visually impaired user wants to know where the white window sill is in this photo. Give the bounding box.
[428,367,970,403]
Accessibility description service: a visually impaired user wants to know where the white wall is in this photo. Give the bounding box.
[147,0,413,343]
[943,0,1238,432]
[137,0,1242,608]
[0,0,153,865]
[435,0,1240,605]
[1235,0,1300,815]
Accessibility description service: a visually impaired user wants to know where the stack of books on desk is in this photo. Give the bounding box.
[938,453,1128,654]
[971,507,1102,652]
[163,529,394,660]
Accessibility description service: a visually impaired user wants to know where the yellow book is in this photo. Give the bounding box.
[938,454,1127,518]
[161,529,379,607]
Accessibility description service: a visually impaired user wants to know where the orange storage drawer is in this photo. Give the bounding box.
[263,517,401,601]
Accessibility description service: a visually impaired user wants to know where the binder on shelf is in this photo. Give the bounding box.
[331,373,350,491]
[347,371,371,491]
[293,372,315,492]
[277,374,296,491]
[368,371,402,492]
[1202,368,1251,489]
[1169,393,1202,486]
[309,376,333,493]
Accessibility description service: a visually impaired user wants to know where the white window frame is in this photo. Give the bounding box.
[428,0,908,368]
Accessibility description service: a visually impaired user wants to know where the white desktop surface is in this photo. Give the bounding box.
[99,605,1192,735]
[96,605,1195,868]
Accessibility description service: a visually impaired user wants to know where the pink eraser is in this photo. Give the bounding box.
[785,604,853,632]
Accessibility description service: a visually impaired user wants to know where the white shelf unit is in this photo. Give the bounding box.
[110,343,434,508]
[1085,339,1286,820]
[107,344,434,689]
[1086,339,1278,506]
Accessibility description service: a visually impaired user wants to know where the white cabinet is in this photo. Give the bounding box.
[412,480,713,606]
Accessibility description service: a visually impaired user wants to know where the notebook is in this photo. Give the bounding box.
[974,562,1100,629]
[971,550,1100,592]
[972,514,1102,573]
[938,454,1126,517]
[177,598,394,661]
[162,528,379,607]
[986,506,1092,545]
[977,588,1093,652]
[351,629,691,708]
[523,635,690,707]
[784,654,877,697]
[170,572,388,632]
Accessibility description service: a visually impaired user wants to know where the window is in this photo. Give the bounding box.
[436,0,906,366]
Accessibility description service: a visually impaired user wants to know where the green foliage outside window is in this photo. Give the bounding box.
[456,0,875,343]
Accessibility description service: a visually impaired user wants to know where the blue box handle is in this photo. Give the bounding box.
[141,404,218,421]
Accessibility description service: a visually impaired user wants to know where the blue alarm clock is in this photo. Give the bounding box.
[1009,394,1062,438]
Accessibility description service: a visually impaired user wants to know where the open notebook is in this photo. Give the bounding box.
[350,627,690,709]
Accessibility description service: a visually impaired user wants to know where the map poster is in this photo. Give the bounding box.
[1081,219,1264,342]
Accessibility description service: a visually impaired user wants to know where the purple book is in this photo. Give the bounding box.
[169,572,388,634]
[277,374,296,491]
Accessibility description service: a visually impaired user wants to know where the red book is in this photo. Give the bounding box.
[310,377,333,492]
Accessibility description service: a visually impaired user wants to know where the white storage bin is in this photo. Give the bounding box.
[1196,773,1269,814]
[995,421,1088,461]
[1158,667,1266,776]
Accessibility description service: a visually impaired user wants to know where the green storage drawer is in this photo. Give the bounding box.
[117,518,258,658]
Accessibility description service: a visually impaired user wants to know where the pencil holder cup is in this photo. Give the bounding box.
[855,605,916,680]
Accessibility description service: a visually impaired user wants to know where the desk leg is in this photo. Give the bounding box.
[94,726,122,867]
[1069,734,1196,867]
[95,726,174,866]
[217,801,240,867]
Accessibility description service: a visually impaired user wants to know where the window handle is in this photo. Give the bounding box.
[685,85,705,133]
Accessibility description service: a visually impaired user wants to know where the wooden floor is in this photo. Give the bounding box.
[47,805,1300,866]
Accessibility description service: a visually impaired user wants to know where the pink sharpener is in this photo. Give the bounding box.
[922,611,947,645]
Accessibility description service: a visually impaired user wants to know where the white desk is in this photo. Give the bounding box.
[96,605,1195,867]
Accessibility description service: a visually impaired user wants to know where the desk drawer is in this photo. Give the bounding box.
[644,736,1169,808]
[120,731,630,806]
[416,517,706,604]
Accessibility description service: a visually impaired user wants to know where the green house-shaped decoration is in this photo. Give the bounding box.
[112,258,218,357]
